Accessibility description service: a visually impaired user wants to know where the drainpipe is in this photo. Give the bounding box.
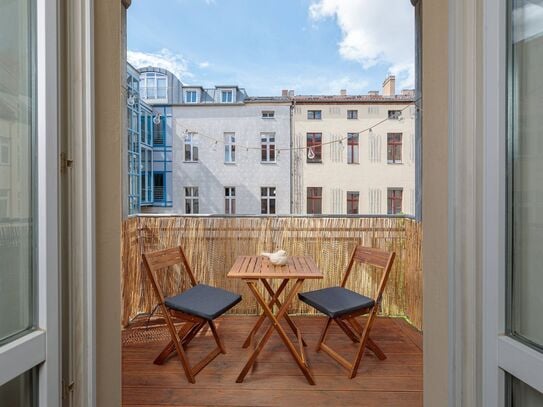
[290,98,295,214]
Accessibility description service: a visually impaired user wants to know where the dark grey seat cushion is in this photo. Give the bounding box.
[164,284,242,321]
[298,286,375,318]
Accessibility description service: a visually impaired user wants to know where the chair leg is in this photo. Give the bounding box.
[162,307,196,383]
[349,308,379,379]
[316,317,332,352]
[335,319,360,343]
[208,320,226,354]
[366,337,387,360]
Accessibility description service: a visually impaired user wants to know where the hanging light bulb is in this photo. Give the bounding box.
[245,141,249,152]
[127,94,135,106]
[368,128,373,135]
[153,113,161,125]
[212,140,218,151]
[307,146,315,160]
[398,112,404,122]
[276,150,281,160]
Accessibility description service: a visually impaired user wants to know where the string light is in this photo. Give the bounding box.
[153,113,161,125]
[175,99,420,153]
[127,94,135,106]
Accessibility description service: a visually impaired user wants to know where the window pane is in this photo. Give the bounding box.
[509,375,543,406]
[0,0,34,344]
[0,369,35,406]
[508,0,543,348]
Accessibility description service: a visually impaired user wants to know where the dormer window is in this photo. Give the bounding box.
[140,72,167,100]
[221,90,234,103]
[184,89,199,103]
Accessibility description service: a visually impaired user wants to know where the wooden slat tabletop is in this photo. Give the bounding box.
[227,256,323,280]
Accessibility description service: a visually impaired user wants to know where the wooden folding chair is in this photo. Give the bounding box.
[298,246,396,379]
[142,246,242,383]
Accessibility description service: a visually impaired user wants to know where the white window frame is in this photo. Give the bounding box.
[260,132,276,163]
[184,187,199,214]
[184,89,199,103]
[262,110,275,119]
[260,187,276,215]
[184,132,198,162]
[140,72,167,100]
[0,0,61,405]
[224,132,235,163]
[221,89,234,103]
[482,0,543,404]
[224,187,236,215]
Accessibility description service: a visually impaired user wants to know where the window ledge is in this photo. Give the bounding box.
[224,162,236,165]
[260,161,277,165]
[183,161,199,164]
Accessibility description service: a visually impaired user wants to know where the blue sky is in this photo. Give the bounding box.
[128,0,414,96]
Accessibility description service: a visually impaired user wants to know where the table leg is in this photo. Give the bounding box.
[237,279,315,385]
[241,279,289,348]
[261,279,308,347]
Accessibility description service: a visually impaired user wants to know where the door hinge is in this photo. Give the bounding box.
[60,152,73,174]
[62,380,75,399]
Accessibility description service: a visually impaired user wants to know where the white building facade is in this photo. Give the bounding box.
[291,77,416,216]
[167,94,292,215]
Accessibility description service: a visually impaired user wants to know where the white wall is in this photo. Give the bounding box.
[170,102,291,215]
[292,102,416,215]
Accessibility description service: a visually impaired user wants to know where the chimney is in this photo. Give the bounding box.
[401,89,415,97]
[282,89,289,97]
[368,90,379,96]
[382,75,396,97]
[340,89,347,96]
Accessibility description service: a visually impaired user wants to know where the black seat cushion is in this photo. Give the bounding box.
[298,286,375,318]
[164,284,242,321]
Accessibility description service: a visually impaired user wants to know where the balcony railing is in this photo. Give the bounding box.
[122,215,422,329]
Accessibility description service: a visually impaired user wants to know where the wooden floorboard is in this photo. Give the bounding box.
[122,316,423,406]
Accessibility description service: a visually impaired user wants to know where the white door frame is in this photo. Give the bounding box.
[482,0,543,403]
[0,0,61,405]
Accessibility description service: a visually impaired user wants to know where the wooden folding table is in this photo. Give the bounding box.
[227,255,323,385]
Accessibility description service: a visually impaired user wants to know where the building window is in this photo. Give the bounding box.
[0,137,9,165]
[307,110,322,120]
[185,90,198,103]
[140,147,153,205]
[261,187,276,214]
[307,187,322,214]
[387,133,402,163]
[347,133,359,164]
[387,188,403,214]
[185,187,199,214]
[347,110,358,120]
[347,191,359,215]
[140,72,167,100]
[224,133,236,163]
[368,106,379,115]
[221,90,233,103]
[261,133,276,163]
[388,109,402,120]
[262,110,275,119]
[0,189,9,218]
[225,187,236,214]
[184,132,198,162]
[306,133,322,163]
[153,173,165,202]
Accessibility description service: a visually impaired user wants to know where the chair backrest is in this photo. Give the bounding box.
[340,245,396,304]
[142,246,198,305]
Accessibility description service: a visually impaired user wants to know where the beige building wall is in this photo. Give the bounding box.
[292,100,416,215]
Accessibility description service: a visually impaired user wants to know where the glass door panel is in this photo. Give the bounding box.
[0,0,35,344]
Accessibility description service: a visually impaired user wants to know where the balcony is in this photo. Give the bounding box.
[121,215,423,406]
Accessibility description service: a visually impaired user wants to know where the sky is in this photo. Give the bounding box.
[127,0,414,97]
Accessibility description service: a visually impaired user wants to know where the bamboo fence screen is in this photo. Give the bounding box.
[121,216,423,330]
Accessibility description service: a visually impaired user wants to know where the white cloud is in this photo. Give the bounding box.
[309,0,415,89]
[127,48,192,81]
[198,61,210,69]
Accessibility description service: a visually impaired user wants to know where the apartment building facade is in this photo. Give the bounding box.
[126,64,180,214]
[166,93,291,215]
[291,76,416,216]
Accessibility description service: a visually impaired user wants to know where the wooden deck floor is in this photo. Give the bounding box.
[122,316,423,406]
